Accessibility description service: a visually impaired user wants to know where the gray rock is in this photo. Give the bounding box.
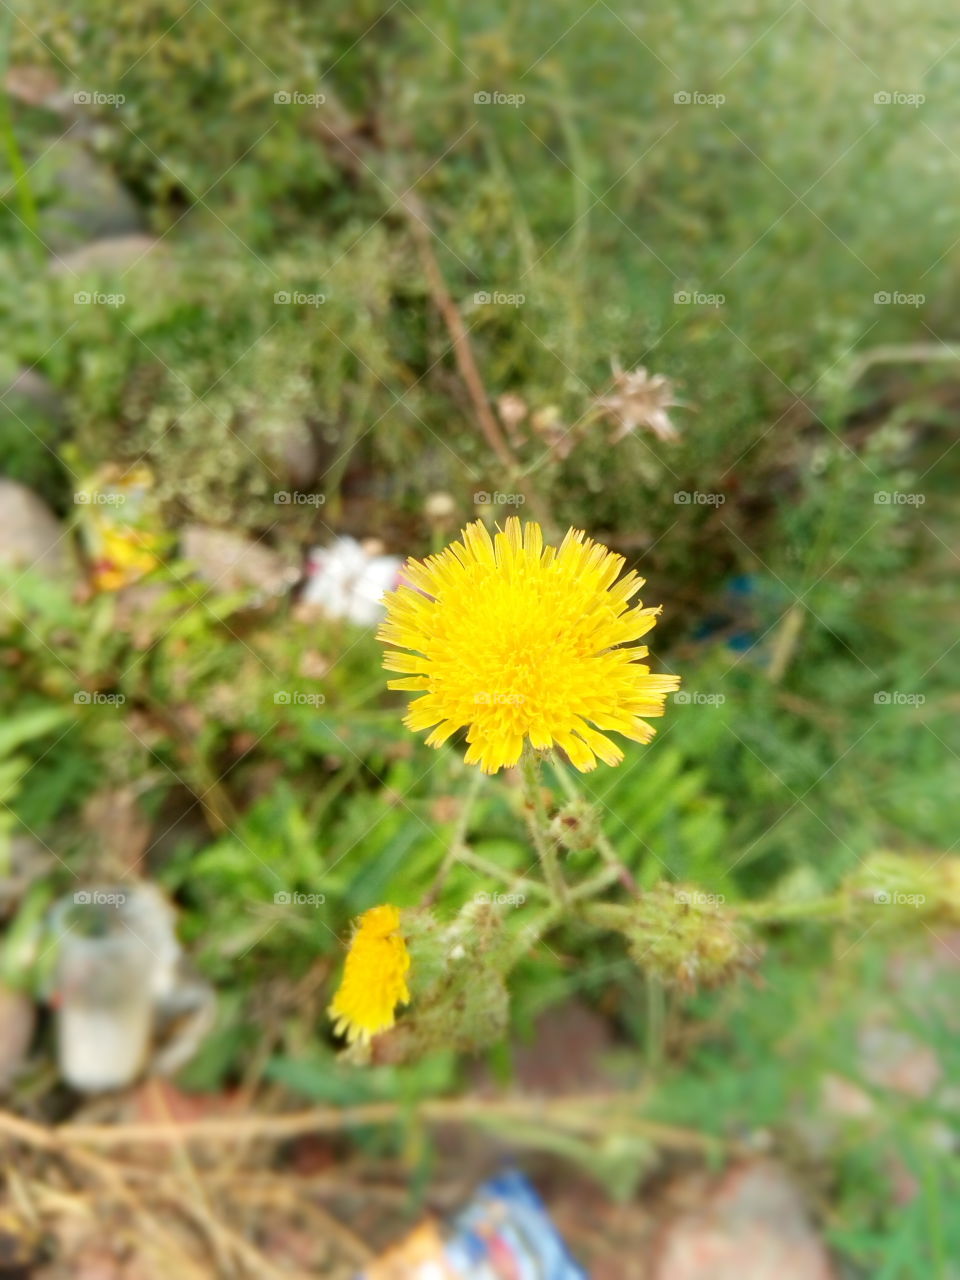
[0,369,68,501]
[0,984,36,1092]
[34,137,144,255]
[0,833,55,919]
[0,368,66,427]
[271,421,321,488]
[652,1160,836,1280]
[51,233,162,277]
[181,524,299,598]
[0,479,72,578]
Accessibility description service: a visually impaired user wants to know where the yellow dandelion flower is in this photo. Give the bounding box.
[328,904,411,1044]
[378,517,680,774]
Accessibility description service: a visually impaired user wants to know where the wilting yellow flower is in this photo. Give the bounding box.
[328,905,411,1044]
[379,518,680,774]
[80,465,162,592]
[90,524,160,592]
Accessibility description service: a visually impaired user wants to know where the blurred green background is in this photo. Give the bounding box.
[1,2,959,1274]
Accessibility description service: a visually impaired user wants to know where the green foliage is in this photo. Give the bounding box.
[4,0,958,561]
[1,0,959,1266]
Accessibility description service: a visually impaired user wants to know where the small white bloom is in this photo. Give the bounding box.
[301,536,402,625]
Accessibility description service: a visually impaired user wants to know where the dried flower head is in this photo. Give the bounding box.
[379,518,679,774]
[530,404,576,461]
[595,360,682,443]
[328,905,410,1045]
[496,392,529,442]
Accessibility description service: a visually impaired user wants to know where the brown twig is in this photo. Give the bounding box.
[401,193,553,529]
[0,1095,732,1157]
[307,88,553,528]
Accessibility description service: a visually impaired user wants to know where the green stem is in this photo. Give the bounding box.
[519,747,568,906]
[569,865,622,902]
[500,904,563,969]
[548,752,638,893]
[423,767,485,905]
[734,893,849,925]
[645,974,666,1075]
[579,901,631,930]
[0,12,40,246]
[451,847,550,902]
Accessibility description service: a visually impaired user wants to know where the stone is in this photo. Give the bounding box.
[267,421,320,488]
[34,138,144,255]
[0,833,54,919]
[0,984,36,1091]
[51,234,162,277]
[180,524,299,599]
[0,479,73,578]
[859,1024,941,1099]
[652,1160,836,1280]
[1,368,66,427]
[0,369,68,500]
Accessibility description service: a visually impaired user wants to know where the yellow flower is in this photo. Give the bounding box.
[90,524,161,592]
[328,905,411,1044]
[82,466,162,592]
[379,518,680,774]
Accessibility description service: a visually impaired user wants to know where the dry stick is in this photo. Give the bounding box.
[171,1193,307,1280]
[400,193,553,531]
[841,341,960,388]
[0,1096,729,1157]
[142,1077,239,1279]
[226,1183,374,1266]
[766,602,805,685]
[309,94,552,527]
[0,1113,209,1280]
[0,1110,294,1280]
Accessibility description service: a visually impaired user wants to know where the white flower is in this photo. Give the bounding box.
[301,537,402,626]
